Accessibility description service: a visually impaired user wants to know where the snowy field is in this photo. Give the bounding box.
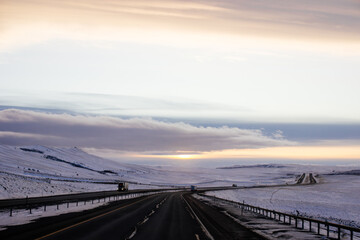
[1,145,360,201]
[206,174,360,228]
[0,145,299,199]
[0,145,172,199]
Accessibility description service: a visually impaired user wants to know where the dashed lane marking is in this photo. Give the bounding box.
[124,196,168,240]
[182,195,215,240]
[125,227,137,240]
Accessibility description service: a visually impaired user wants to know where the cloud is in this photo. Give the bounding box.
[0,91,251,119]
[0,109,294,151]
[0,0,359,53]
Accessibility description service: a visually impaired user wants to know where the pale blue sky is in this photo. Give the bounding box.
[1,39,359,123]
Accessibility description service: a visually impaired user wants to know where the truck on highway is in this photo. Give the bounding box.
[118,182,129,191]
[190,185,197,192]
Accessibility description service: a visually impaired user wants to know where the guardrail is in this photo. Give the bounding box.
[199,193,360,240]
[1,189,178,217]
[0,188,183,210]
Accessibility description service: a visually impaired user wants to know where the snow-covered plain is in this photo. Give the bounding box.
[206,174,360,228]
[0,145,305,199]
[1,145,360,199]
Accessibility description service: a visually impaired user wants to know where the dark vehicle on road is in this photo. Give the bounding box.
[190,185,197,192]
[118,182,129,191]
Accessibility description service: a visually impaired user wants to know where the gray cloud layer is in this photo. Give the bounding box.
[0,109,294,151]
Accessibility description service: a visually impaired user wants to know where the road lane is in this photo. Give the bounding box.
[1,192,263,240]
[1,194,166,240]
[132,192,207,240]
[184,194,264,240]
[39,194,168,240]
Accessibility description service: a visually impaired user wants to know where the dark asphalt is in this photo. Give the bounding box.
[184,194,263,240]
[132,193,206,240]
[0,192,264,240]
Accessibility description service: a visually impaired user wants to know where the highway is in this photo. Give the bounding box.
[0,188,174,209]
[0,192,263,240]
[0,183,299,210]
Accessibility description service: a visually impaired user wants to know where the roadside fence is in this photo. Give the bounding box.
[199,193,360,240]
[3,190,177,218]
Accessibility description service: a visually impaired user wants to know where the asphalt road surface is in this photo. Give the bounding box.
[0,192,263,240]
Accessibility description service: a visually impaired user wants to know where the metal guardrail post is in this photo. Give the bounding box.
[327,224,330,237]
[197,193,359,239]
[9,208,12,217]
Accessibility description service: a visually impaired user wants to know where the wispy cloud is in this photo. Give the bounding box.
[0,109,294,151]
[0,91,251,119]
[0,0,359,53]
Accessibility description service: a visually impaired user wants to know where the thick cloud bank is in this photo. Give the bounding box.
[0,109,294,151]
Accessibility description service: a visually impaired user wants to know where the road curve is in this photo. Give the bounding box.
[0,192,263,240]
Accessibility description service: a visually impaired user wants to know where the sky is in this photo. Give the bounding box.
[0,0,360,166]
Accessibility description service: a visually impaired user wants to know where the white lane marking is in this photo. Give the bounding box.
[126,227,137,240]
[182,195,215,240]
[138,217,149,225]
[36,196,151,240]
[127,196,167,239]
[147,210,155,217]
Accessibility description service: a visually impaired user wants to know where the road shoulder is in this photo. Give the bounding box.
[194,194,326,240]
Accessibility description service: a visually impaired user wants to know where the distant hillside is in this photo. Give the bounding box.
[217,164,286,169]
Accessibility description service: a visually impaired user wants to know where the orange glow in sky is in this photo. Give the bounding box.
[135,145,360,161]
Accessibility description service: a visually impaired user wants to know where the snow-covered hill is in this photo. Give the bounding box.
[1,145,360,200]
[0,145,172,198]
